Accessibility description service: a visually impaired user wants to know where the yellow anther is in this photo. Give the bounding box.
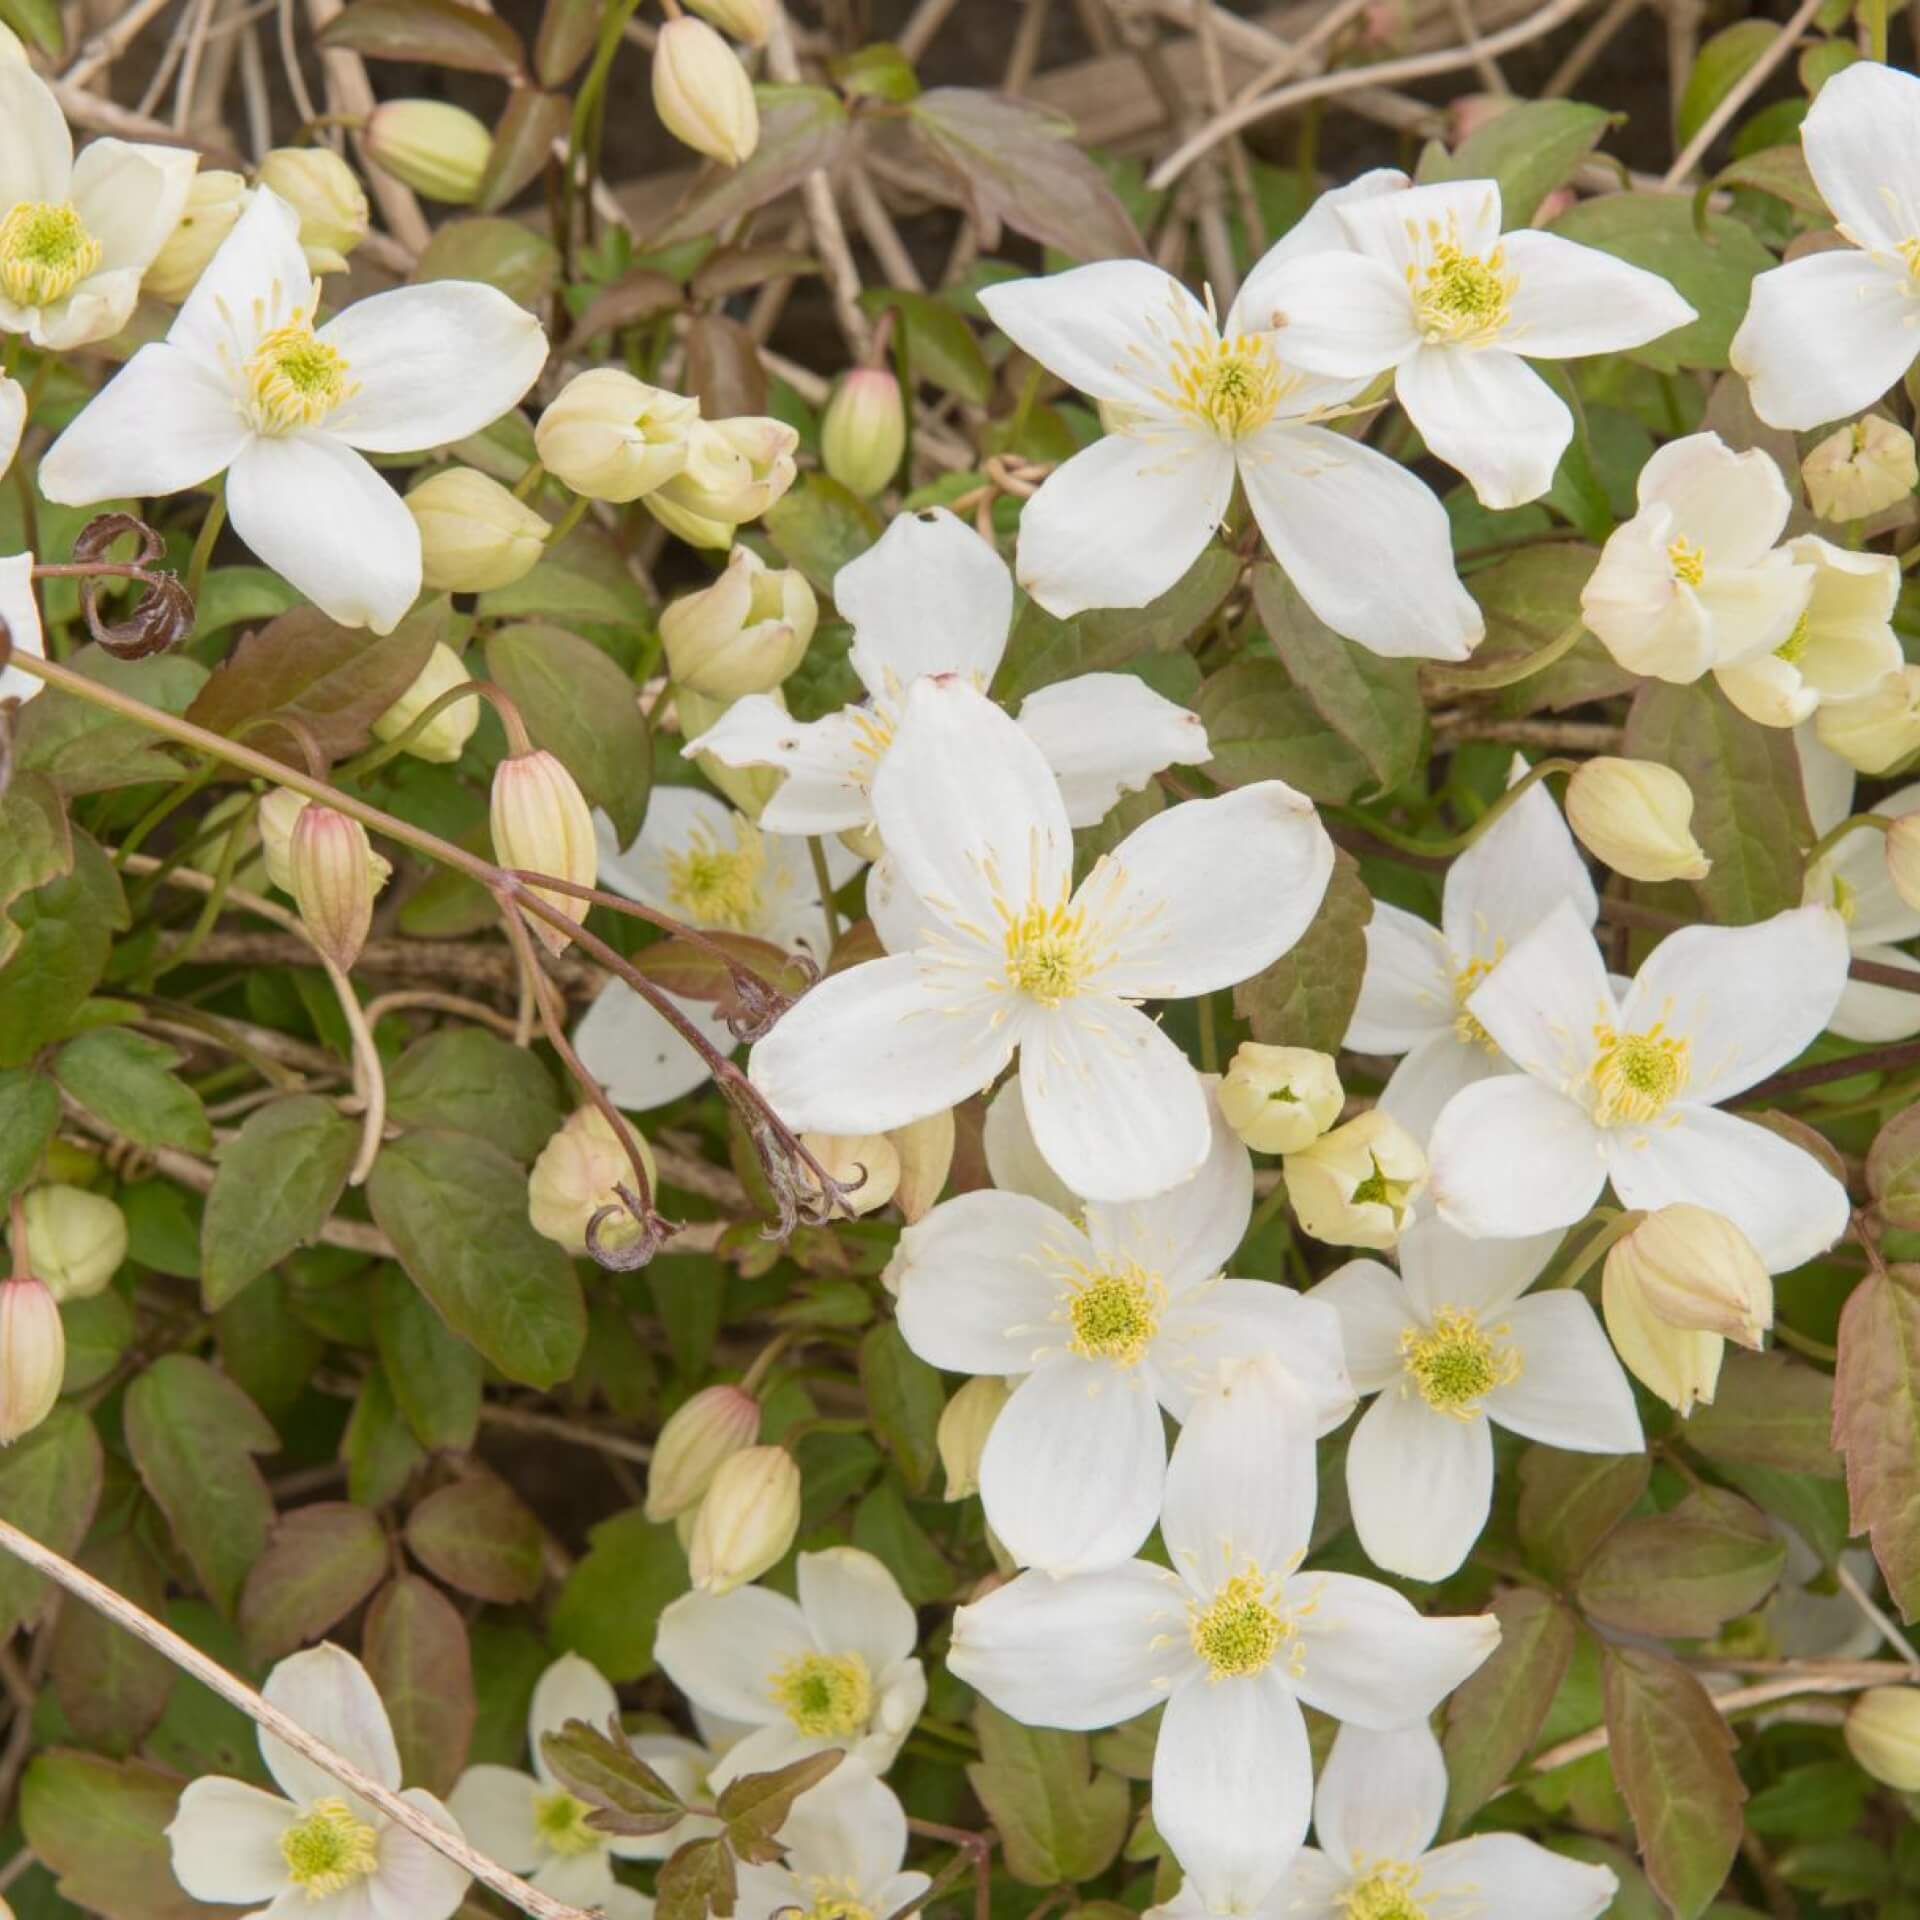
[1668,537,1707,588]
[1001,895,1092,1006]
[1061,1259,1164,1366]
[279,1799,380,1899]
[770,1651,873,1738]
[665,816,766,931]
[0,201,100,308]
[1343,1862,1430,1920]
[803,1878,876,1920]
[244,320,353,434]
[1400,1307,1520,1419]
[1589,1021,1691,1127]
[1775,611,1811,665]
[1188,1570,1291,1680]
[1410,238,1514,345]
[1167,331,1287,440]
[1450,952,1501,1052]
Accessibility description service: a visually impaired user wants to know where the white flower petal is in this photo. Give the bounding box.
[1731,252,1918,431]
[1260,1851,1353,1920]
[367,1790,470,1920]
[1832,947,1920,1043]
[1254,253,1421,377]
[1378,1036,1506,1148]
[1466,898,1613,1085]
[1428,1075,1607,1240]
[798,1547,918,1672]
[260,1645,402,1803]
[573,979,730,1111]
[1397,1214,1562,1321]
[0,550,44,707]
[445,1766,543,1870]
[778,1770,910,1890]
[1017,673,1211,827]
[167,1776,296,1902]
[1502,229,1696,358]
[1346,904,1455,1054]
[1290,1574,1499,1728]
[1156,1282,1354,1431]
[1345,1386,1493,1582]
[1486,1292,1642,1452]
[837,507,1012,699]
[1338,178,1504,270]
[1395,345,1570,510]
[530,1654,620,1759]
[653,1587,811,1725]
[1642,433,1793,562]
[1307,1259,1413,1394]
[1444,758,1597,958]
[172,187,315,369]
[71,139,195,275]
[1313,1721,1448,1871]
[30,266,143,353]
[1799,60,1920,254]
[0,376,21,485]
[981,1077,1081,1213]
[1419,1833,1617,1920]
[1226,168,1411,328]
[0,64,70,205]
[531,1851,622,1909]
[685,697,873,837]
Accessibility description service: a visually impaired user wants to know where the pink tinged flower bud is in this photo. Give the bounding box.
[289,804,385,973]
[255,147,369,273]
[682,0,771,43]
[491,750,597,956]
[937,1374,1008,1501]
[1847,1687,1920,1790]
[407,467,551,592]
[363,100,492,205]
[687,1445,799,1593]
[660,545,816,698]
[1602,1241,1722,1415]
[645,1383,761,1522]
[143,170,248,303]
[1610,1204,1772,1348]
[1888,818,1920,917]
[0,1275,64,1444]
[17,1184,126,1303]
[373,642,479,765]
[821,369,906,500]
[890,1109,955,1224]
[1282,1110,1426,1251]
[1217,1043,1343,1155]
[652,17,760,168]
[1565,757,1711,883]
[799,1131,901,1217]
[1816,665,1920,775]
[1803,415,1918,524]
[527,1105,659,1257]
[535,369,699,504]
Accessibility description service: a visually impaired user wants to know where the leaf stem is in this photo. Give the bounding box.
[183,482,226,605]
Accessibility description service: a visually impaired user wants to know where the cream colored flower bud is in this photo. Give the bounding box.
[407,468,550,593]
[821,369,906,500]
[688,1445,800,1593]
[363,100,492,205]
[289,804,386,972]
[256,147,369,273]
[653,17,760,167]
[643,488,738,551]
[890,1109,956,1224]
[1602,1242,1722,1415]
[16,1185,126,1303]
[1283,1110,1426,1251]
[143,170,248,302]
[373,642,480,765]
[1846,1687,1920,1790]
[1818,667,1920,774]
[1803,416,1917,523]
[650,417,798,536]
[1565,757,1711,883]
[527,1103,659,1258]
[1610,1204,1772,1348]
[1887,817,1920,916]
[1217,1044,1343,1155]
[491,750,597,956]
[535,370,699,504]
[0,1275,63,1444]
[258,786,307,894]
[661,545,815,698]
[645,1382,760,1521]
[938,1375,1008,1502]
[800,1131,902,1217]
[682,0,771,41]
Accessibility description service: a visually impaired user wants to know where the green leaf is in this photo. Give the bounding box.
[417,216,560,310]
[763,475,882,598]
[1707,143,1828,219]
[366,1129,585,1390]
[373,1265,483,1452]
[1464,545,1628,721]
[858,288,990,404]
[54,1028,211,1154]
[1577,1486,1787,1637]
[200,1095,360,1310]
[1196,659,1374,803]
[0,0,61,55]
[655,1834,738,1920]
[12,649,202,795]
[967,1700,1130,1886]
[1833,1265,1920,1618]
[540,1719,687,1834]
[343,1369,427,1509]
[477,85,571,213]
[238,1501,391,1662]
[654,86,851,247]
[0,1067,59,1202]
[124,1355,278,1615]
[384,1026,566,1163]
[0,1408,104,1639]
[49,1528,175,1756]
[858,1322,945,1496]
[1685,1348,1840,1478]
[1231,847,1371,1052]
[405,1470,546,1602]
[1441,1588,1577,1830]
[0,828,125,1068]
[363,1574,476,1796]
[720,1751,845,1863]
[1869,1104,1920,1230]
[191,565,302,641]
[63,1288,137,1394]
[1677,21,1782,146]
[1516,1446,1649,1584]
[479,519,653,627]
[0,774,70,970]
[1427,100,1613,225]
[549,1508,689,1682]
[318,0,525,71]
[484,624,653,845]
[216,1269,328,1418]
[851,1481,954,1605]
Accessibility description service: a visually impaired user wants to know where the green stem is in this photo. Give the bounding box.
[1545,1207,1646,1292]
[334,681,489,782]
[1344,757,1580,859]
[1242,1174,1293,1243]
[1806,810,1894,868]
[1425,616,1589,693]
[1197,991,1219,1073]
[184,483,227,605]
[1772,1322,1839,1364]
[807,837,844,946]
[512,460,546,502]
[545,494,591,546]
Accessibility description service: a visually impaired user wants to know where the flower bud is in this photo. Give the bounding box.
[1818,666,1920,774]
[890,1109,955,1225]
[682,0,771,41]
[1846,1687,1920,1790]
[1602,1241,1722,1414]
[363,100,492,205]
[491,750,597,956]
[688,1445,800,1593]
[289,804,386,972]
[1283,1110,1426,1251]
[1217,1044,1343,1155]
[937,1374,1008,1501]
[1803,415,1917,524]
[256,147,369,273]
[645,1383,760,1521]
[535,370,699,504]
[407,467,550,592]
[0,1275,64,1444]
[373,642,479,765]
[1888,817,1920,916]
[1608,1204,1772,1348]
[821,369,906,500]
[143,170,248,302]
[16,1185,126,1303]
[258,786,307,894]
[1565,757,1711,883]
[653,17,760,167]
[661,546,815,698]
[648,417,798,543]
[800,1131,902,1217]
[528,1104,659,1258]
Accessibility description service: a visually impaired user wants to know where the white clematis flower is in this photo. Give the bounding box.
[1250,175,1696,509]
[39,188,547,634]
[1310,1216,1641,1582]
[893,1078,1353,1573]
[1579,432,1813,684]
[0,375,23,482]
[0,63,195,350]
[654,1547,927,1788]
[749,677,1335,1203]
[166,1643,470,1920]
[977,174,1483,658]
[446,1655,675,1917]
[1732,61,1920,429]
[686,506,1211,839]
[735,1771,929,1920]
[949,1356,1501,1909]
[0,552,44,707]
[1346,754,1597,1143]
[1426,898,1852,1268]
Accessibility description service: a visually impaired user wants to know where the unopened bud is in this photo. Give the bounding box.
[527,1104,659,1258]
[653,17,760,167]
[1217,1044,1343,1155]
[1847,1687,1920,1790]
[408,467,550,592]
[648,417,798,546]
[256,147,369,273]
[1609,1204,1772,1348]
[0,1275,63,1444]
[683,0,771,41]
[1283,1110,1426,1251]
[1803,415,1918,524]
[800,1131,901,1217]
[645,1383,760,1521]
[1565,757,1710,883]
[661,545,815,698]
[1602,1240,1722,1415]
[821,369,906,499]
[364,100,492,205]
[890,1109,955,1224]
[289,804,386,972]
[373,642,479,765]
[688,1445,800,1593]
[15,1185,126,1303]
[1818,666,1920,774]
[1888,818,1920,916]
[938,1374,1008,1501]
[535,370,699,504]
[143,170,248,302]
[491,750,597,955]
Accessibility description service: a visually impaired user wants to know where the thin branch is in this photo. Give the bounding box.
[1659,0,1825,186]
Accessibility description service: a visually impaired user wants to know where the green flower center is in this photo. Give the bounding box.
[0,201,101,308]
[803,1877,876,1920]
[1351,1154,1416,1220]
[1172,334,1285,440]
[771,1651,873,1738]
[1413,241,1513,343]
[1344,1864,1429,1919]
[1401,1307,1520,1418]
[1775,611,1811,665]
[533,1789,604,1859]
[1589,1022,1691,1127]
[279,1798,380,1898]
[1188,1571,1291,1680]
[665,819,766,930]
[1002,897,1091,1006]
[244,321,353,434]
[1062,1260,1164,1366]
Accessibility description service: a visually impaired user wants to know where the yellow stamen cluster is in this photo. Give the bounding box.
[532,1789,604,1859]
[0,201,100,308]
[1167,331,1286,441]
[803,1877,876,1920]
[244,321,353,434]
[1589,1022,1691,1127]
[1002,896,1092,1007]
[1189,1570,1291,1680]
[770,1650,873,1738]
[1411,239,1513,345]
[1062,1259,1165,1366]
[848,707,896,778]
[1401,1307,1520,1419]
[665,817,767,931]
[279,1799,380,1898]
[1343,1863,1430,1920]
[1668,537,1707,588]
[1775,611,1811,665]
[1450,952,1500,1053]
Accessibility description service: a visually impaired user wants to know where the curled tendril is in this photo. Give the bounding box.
[720,965,801,1043]
[63,513,195,659]
[583,1185,679,1271]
